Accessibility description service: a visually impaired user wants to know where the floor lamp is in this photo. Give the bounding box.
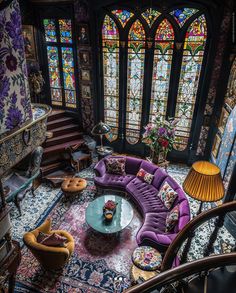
[91,121,111,151]
[183,161,224,215]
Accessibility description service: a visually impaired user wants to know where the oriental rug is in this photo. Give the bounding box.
[12,164,235,293]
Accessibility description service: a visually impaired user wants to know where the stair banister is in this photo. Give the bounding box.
[125,252,236,293]
[161,201,236,271]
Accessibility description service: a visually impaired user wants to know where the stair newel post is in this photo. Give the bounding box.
[180,230,195,264]
[203,214,225,257]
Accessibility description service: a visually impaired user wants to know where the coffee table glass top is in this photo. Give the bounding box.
[86,195,134,234]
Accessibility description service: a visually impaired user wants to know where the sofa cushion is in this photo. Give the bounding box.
[136,212,178,247]
[95,174,135,190]
[136,168,154,184]
[125,157,142,175]
[127,177,167,214]
[105,157,126,175]
[158,182,177,210]
[152,168,168,190]
[140,160,158,174]
[166,204,179,232]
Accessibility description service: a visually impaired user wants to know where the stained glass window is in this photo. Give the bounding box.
[43,18,77,109]
[170,8,198,27]
[61,47,76,108]
[174,15,207,150]
[59,19,72,43]
[126,20,145,144]
[43,19,57,42]
[111,10,134,27]
[141,8,161,27]
[46,46,62,106]
[149,19,174,123]
[102,15,119,142]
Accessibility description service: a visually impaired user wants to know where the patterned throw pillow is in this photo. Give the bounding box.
[165,205,179,232]
[41,233,68,247]
[105,157,126,175]
[136,168,154,184]
[158,182,177,209]
[37,231,49,243]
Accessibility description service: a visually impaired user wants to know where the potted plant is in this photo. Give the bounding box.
[142,116,178,164]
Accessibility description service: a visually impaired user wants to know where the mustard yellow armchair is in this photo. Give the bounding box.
[23,218,74,270]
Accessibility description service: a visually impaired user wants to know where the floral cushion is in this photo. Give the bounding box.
[158,182,177,209]
[166,205,179,232]
[136,168,154,184]
[41,233,68,247]
[132,246,162,271]
[105,157,126,175]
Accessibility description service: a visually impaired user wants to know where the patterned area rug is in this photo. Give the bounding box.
[13,164,235,292]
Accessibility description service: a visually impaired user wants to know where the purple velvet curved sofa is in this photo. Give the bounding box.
[94,155,190,251]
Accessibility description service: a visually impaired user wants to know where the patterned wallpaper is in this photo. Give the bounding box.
[196,1,233,156]
[211,57,236,192]
[0,0,32,137]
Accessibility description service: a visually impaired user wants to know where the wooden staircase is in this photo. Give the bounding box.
[41,110,84,177]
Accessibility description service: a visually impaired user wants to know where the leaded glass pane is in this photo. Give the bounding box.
[102,15,119,141]
[111,9,134,27]
[43,19,57,42]
[174,15,207,151]
[46,46,62,106]
[170,8,199,27]
[150,19,174,123]
[59,19,72,43]
[61,47,76,108]
[126,20,145,144]
[141,8,161,27]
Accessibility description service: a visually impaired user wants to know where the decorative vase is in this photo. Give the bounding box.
[150,148,167,164]
[103,200,117,221]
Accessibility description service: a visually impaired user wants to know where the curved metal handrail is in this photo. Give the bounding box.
[161,201,236,271]
[125,252,236,293]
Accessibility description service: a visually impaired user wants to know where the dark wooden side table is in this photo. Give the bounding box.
[96,146,113,161]
[0,240,21,293]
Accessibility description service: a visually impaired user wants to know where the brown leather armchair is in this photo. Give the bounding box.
[23,218,74,270]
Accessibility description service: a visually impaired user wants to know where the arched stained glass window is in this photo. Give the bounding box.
[43,18,77,108]
[170,8,199,27]
[141,8,161,27]
[149,19,174,123]
[102,15,120,141]
[111,10,134,27]
[174,15,207,151]
[126,20,145,144]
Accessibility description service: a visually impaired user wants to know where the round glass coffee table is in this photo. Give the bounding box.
[86,195,134,234]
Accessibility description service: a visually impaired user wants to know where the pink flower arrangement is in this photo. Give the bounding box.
[104,200,117,211]
[143,116,178,156]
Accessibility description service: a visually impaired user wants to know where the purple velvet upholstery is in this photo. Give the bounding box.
[94,155,190,251]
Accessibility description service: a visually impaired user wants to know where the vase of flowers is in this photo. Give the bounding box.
[142,116,178,164]
[103,200,118,221]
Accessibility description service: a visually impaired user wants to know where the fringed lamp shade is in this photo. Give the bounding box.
[183,161,224,202]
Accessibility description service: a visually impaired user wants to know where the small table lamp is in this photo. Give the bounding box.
[91,121,111,151]
[183,161,224,215]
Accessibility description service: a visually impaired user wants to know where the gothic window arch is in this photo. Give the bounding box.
[100,7,209,160]
[126,19,146,144]
[102,15,120,142]
[174,14,207,151]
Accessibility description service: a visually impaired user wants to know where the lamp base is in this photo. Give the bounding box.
[96,146,105,152]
